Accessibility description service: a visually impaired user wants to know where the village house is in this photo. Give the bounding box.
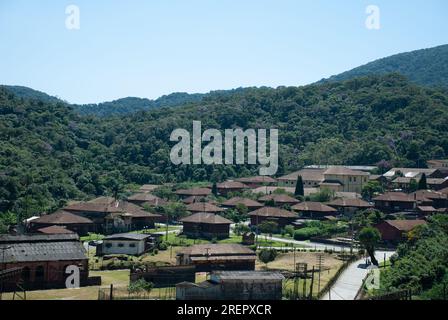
[221,197,264,211]
[292,202,339,220]
[249,207,297,228]
[391,177,448,191]
[176,271,284,300]
[426,178,448,191]
[373,192,416,213]
[375,220,427,242]
[97,233,156,256]
[0,234,92,291]
[137,184,163,193]
[126,193,168,207]
[186,202,225,214]
[35,225,76,235]
[29,211,94,236]
[382,168,445,181]
[180,213,232,239]
[182,195,207,204]
[427,159,448,169]
[320,167,370,194]
[176,244,257,272]
[251,186,297,196]
[327,198,372,215]
[412,190,448,208]
[277,168,326,188]
[63,197,162,234]
[236,176,278,189]
[217,181,250,196]
[175,187,212,199]
[258,194,300,207]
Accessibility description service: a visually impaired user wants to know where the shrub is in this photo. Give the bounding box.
[158,242,168,250]
[294,227,322,240]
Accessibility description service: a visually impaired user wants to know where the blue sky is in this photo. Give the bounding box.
[0,0,447,104]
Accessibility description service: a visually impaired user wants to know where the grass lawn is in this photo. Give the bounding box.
[1,270,130,300]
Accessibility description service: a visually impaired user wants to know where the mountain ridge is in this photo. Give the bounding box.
[321,44,448,88]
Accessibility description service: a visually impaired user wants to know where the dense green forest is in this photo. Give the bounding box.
[1,73,448,224]
[322,44,448,88]
[379,215,448,300]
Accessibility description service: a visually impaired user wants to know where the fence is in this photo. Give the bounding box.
[98,284,175,300]
[316,255,359,299]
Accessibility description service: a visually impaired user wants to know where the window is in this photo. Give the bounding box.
[118,243,124,248]
[105,243,112,248]
[129,243,136,248]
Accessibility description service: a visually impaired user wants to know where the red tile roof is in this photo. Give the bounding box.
[186,202,225,213]
[382,220,426,231]
[217,181,249,190]
[292,202,338,213]
[258,194,300,204]
[32,211,94,225]
[221,197,264,209]
[327,198,372,208]
[249,207,297,218]
[36,225,75,235]
[175,188,212,196]
[180,212,232,225]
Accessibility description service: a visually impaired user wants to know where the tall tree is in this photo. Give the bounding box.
[409,178,419,192]
[212,182,218,196]
[294,175,304,197]
[418,174,428,190]
[358,227,381,266]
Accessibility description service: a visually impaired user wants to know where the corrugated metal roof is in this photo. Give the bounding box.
[0,239,87,263]
[212,271,284,281]
[103,233,152,241]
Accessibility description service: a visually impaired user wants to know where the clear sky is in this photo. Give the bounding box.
[0,0,447,104]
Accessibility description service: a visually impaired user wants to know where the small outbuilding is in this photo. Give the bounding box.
[180,213,232,239]
[249,207,297,228]
[29,211,94,236]
[176,271,284,300]
[292,202,338,220]
[98,233,155,256]
[176,244,257,272]
[375,220,427,242]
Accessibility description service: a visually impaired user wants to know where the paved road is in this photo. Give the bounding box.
[321,251,396,300]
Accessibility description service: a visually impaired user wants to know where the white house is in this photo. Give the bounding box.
[99,233,153,256]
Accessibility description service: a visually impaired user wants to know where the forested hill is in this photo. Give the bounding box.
[72,93,206,117]
[0,85,63,104]
[1,73,448,222]
[322,44,448,88]
[72,88,253,117]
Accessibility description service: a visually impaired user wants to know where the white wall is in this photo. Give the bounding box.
[102,239,146,256]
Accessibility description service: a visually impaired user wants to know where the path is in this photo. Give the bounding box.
[321,251,395,300]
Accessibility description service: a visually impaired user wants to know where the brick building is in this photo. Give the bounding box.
[0,234,90,291]
[180,213,232,239]
[176,244,256,272]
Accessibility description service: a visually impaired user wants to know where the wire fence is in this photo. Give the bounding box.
[98,285,175,300]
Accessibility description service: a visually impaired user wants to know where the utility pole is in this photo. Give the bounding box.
[309,266,315,300]
[317,254,325,293]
